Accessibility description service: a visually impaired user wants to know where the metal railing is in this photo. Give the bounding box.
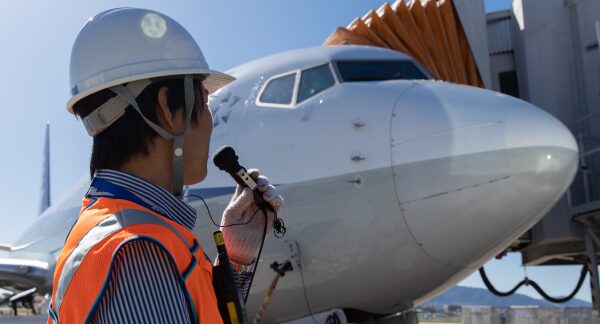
[567,110,600,207]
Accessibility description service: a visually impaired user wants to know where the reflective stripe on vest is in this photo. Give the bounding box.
[49,198,223,324]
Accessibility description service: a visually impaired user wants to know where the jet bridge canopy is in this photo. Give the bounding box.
[324,0,487,88]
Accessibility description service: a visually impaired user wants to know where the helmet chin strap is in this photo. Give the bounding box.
[110,75,195,197]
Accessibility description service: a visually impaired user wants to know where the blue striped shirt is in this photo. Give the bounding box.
[92,169,197,230]
[91,240,192,323]
[87,169,198,323]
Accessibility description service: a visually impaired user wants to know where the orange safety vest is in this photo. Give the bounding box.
[47,197,223,324]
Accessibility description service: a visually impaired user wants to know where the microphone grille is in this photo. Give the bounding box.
[212,146,239,171]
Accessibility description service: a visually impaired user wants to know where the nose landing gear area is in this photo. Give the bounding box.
[282,308,420,324]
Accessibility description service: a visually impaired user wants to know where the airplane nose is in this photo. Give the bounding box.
[505,105,579,211]
[391,83,579,268]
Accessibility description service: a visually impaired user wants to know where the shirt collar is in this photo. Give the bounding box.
[92,169,197,230]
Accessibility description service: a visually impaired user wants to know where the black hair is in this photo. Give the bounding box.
[73,78,200,176]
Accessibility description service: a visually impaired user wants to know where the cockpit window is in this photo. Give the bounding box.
[298,64,335,103]
[259,73,296,105]
[336,61,427,82]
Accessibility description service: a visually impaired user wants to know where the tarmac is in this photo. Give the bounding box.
[0,316,45,323]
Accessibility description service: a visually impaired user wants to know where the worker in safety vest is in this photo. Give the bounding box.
[47,8,283,323]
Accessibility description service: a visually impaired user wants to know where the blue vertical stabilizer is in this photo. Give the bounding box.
[39,123,50,215]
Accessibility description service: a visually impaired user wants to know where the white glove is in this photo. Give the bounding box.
[220,169,284,265]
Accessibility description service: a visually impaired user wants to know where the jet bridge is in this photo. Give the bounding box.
[497,1,600,311]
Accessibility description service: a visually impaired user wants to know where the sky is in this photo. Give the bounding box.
[0,0,592,304]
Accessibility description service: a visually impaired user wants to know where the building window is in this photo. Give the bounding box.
[499,70,520,98]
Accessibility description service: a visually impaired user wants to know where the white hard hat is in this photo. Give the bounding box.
[67,7,234,113]
[68,7,235,197]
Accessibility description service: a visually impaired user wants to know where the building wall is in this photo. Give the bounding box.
[569,0,600,123]
[487,10,517,95]
[511,0,580,124]
[488,1,599,144]
[489,53,516,94]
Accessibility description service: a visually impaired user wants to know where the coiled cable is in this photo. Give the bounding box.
[478,265,588,303]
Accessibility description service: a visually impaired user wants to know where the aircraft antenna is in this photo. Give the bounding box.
[39,123,51,215]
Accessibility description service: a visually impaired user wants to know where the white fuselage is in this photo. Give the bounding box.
[9,46,578,322]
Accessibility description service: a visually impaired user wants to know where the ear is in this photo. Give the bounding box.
[155,86,178,132]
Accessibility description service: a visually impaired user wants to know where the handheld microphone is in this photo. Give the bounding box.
[212,146,286,308]
[213,146,275,213]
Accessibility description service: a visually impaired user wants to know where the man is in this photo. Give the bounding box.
[47,8,283,323]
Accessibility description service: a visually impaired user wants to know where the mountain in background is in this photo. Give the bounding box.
[422,286,590,309]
